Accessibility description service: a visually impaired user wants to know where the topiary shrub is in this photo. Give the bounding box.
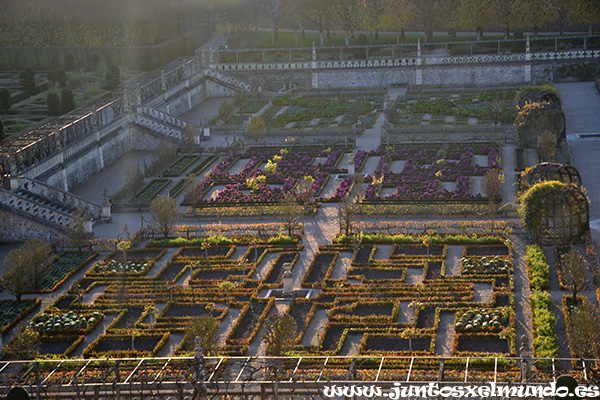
[61,88,75,113]
[65,53,76,71]
[0,88,10,113]
[89,54,100,70]
[105,65,120,90]
[19,69,35,96]
[0,118,5,141]
[56,67,67,87]
[47,92,61,116]
[515,101,564,147]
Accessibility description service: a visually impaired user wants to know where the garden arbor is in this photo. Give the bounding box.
[519,162,582,194]
[519,180,589,245]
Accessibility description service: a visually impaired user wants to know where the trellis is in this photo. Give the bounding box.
[519,163,582,194]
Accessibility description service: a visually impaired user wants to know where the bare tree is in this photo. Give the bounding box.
[567,301,600,359]
[67,209,91,251]
[185,315,220,356]
[481,168,505,233]
[150,195,179,238]
[561,248,587,304]
[183,173,202,210]
[263,313,297,356]
[338,194,355,236]
[247,116,266,143]
[279,192,301,236]
[2,248,32,302]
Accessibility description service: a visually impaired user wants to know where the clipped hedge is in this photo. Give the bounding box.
[530,291,559,360]
[527,244,550,291]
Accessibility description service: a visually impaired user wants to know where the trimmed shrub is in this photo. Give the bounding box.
[105,65,120,90]
[19,69,35,96]
[65,53,76,71]
[0,119,5,141]
[56,67,67,87]
[0,88,10,113]
[61,88,75,113]
[526,244,550,291]
[47,92,61,116]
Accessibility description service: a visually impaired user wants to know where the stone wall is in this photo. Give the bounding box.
[0,208,64,242]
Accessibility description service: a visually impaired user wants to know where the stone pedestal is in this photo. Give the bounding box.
[282,263,293,294]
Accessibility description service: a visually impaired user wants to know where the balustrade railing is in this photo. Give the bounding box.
[138,107,188,130]
[132,114,184,142]
[0,188,75,230]
[12,177,101,218]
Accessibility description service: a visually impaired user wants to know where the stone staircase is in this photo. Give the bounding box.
[0,177,101,233]
[132,113,185,144]
[204,69,252,93]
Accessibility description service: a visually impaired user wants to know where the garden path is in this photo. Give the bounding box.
[247,301,290,357]
[70,314,117,358]
[251,252,279,280]
[217,307,243,347]
[472,283,492,303]
[434,312,455,356]
[301,309,329,347]
[156,333,185,357]
[512,238,534,359]
[293,204,339,289]
[501,143,517,203]
[444,245,463,276]
[397,301,415,324]
[329,251,353,280]
[340,333,363,356]
[147,248,178,278]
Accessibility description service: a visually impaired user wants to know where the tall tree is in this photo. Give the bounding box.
[2,248,32,302]
[359,0,387,43]
[260,0,288,45]
[408,0,438,42]
[561,248,587,304]
[292,0,334,45]
[150,195,179,238]
[489,0,519,39]
[263,313,297,356]
[520,0,555,37]
[185,315,220,356]
[571,0,600,35]
[380,0,413,41]
[334,0,361,46]
[568,301,600,359]
[454,0,494,40]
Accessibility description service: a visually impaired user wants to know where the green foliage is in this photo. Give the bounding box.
[0,88,10,113]
[47,92,61,116]
[149,195,178,238]
[19,68,35,96]
[105,65,120,90]
[0,119,5,142]
[184,316,220,356]
[267,234,296,245]
[61,88,75,113]
[65,53,76,70]
[247,116,266,143]
[89,53,101,70]
[530,291,559,359]
[516,83,558,105]
[515,101,562,147]
[527,244,550,291]
[263,313,297,356]
[56,67,67,87]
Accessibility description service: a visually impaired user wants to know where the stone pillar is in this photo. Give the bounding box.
[311,42,319,90]
[95,130,104,170]
[347,153,355,175]
[416,38,423,86]
[282,263,293,295]
[524,36,532,83]
[102,190,111,222]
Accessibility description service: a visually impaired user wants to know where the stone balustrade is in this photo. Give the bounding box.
[133,114,184,142]
[0,188,76,231]
[13,177,102,218]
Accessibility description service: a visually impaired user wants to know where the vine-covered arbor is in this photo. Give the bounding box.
[519,180,589,245]
[519,162,582,194]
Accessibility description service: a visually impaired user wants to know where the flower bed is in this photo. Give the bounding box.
[0,299,41,334]
[37,252,97,292]
[163,155,200,177]
[454,334,511,355]
[91,259,153,275]
[29,311,103,335]
[83,332,169,358]
[361,145,499,201]
[302,252,338,288]
[362,334,433,354]
[454,308,508,333]
[134,179,170,202]
[461,257,509,275]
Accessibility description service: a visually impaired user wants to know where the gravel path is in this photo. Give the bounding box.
[444,245,463,276]
[301,309,329,347]
[434,312,455,356]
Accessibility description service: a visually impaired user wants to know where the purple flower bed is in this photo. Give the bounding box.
[185,149,343,204]
[363,146,499,201]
